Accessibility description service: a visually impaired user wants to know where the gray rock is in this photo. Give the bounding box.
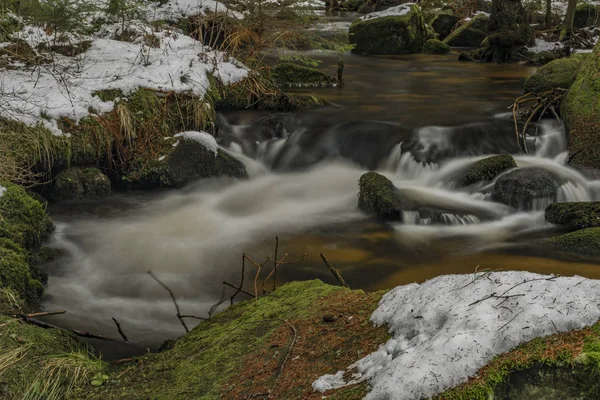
[492,168,559,210]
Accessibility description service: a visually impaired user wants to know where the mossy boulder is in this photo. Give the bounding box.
[530,50,559,66]
[358,172,404,220]
[422,39,451,54]
[443,14,489,47]
[544,228,600,256]
[492,168,559,210]
[562,40,600,169]
[460,155,517,186]
[49,167,111,202]
[349,4,428,55]
[168,137,247,187]
[545,202,600,231]
[272,63,336,88]
[523,56,586,94]
[429,13,459,40]
[574,3,599,28]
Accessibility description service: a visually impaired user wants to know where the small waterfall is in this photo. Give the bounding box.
[557,181,592,203]
[401,211,433,225]
[440,214,480,225]
[383,143,438,179]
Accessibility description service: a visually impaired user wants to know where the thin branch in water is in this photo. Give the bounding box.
[231,253,246,305]
[147,271,189,333]
[320,253,350,288]
[19,316,123,343]
[111,317,130,343]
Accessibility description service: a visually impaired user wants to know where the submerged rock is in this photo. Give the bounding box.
[349,4,428,55]
[443,14,489,47]
[492,168,559,210]
[168,137,247,187]
[272,63,336,88]
[545,202,600,230]
[429,13,459,40]
[544,228,600,256]
[562,40,600,169]
[422,38,450,54]
[49,167,111,202]
[523,56,586,94]
[460,154,516,186]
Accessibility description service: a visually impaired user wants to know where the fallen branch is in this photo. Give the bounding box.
[231,253,247,304]
[20,316,123,342]
[224,281,255,298]
[272,320,298,393]
[273,236,279,292]
[111,317,130,344]
[320,253,350,288]
[5,310,66,318]
[147,271,189,333]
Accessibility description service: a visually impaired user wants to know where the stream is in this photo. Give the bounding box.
[40,14,600,358]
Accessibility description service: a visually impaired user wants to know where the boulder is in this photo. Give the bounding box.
[49,167,111,202]
[443,14,489,47]
[168,136,247,187]
[460,155,516,186]
[574,3,599,28]
[562,40,600,169]
[492,168,559,210]
[422,38,450,54]
[523,56,586,94]
[349,4,428,55]
[358,172,404,220]
[429,13,459,40]
[545,202,600,231]
[272,63,336,88]
[544,228,600,257]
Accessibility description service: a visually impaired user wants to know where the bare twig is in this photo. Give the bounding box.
[272,320,297,394]
[231,253,247,305]
[20,316,123,342]
[5,310,66,318]
[224,281,255,298]
[320,253,350,288]
[111,317,130,343]
[147,271,189,333]
[273,236,279,292]
[497,311,523,332]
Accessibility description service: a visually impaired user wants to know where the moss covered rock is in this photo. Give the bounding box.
[422,38,451,54]
[562,40,600,169]
[492,168,559,210]
[574,3,599,28]
[349,4,428,55]
[358,172,404,220]
[545,202,600,231]
[429,13,459,40]
[443,14,489,47]
[49,167,111,202]
[460,155,516,186]
[272,63,336,88]
[523,56,586,94]
[168,137,247,187]
[544,228,600,256]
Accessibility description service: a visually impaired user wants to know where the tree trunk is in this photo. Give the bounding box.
[545,0,552,28]
[560,0,577,41]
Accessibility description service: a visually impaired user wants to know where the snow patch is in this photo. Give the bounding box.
[313,271,600,399]
[360,3,415,21]
[0,184,6,198]
[174,131,218,155]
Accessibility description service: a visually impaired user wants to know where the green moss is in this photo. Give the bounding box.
[358,172,404,220]
[530,50,559,66]
[349,4,428,55]
[562,40,600,168]
[49,167,111,202]
[545,202,600,230]
[68,117,113,167]
[443,14,488,47]
[461,155,517,186]
[524,56,585,93]
[79,280,342,399]
[544,228,600,256]
[0,238,43,310]
[272,63,336,87]
[422,39,450,54]
[574,3,599,28]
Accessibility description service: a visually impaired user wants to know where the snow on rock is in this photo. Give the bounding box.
[360,3,415,21]
[174,131,218,155]
[0,28,248,133]
[147,0,240,22]
[313,271,600,400]
[527,37,561,53]
[0,184,6,198]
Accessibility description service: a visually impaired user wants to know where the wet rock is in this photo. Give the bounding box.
[49,167,111,202]
[562,40,600,169]
[443,14,489,47]
[358,172,405,220]
[544,227,600,257]
[272,63,336,88]
[429,13,459,40]
[251,115,287,140]
[422,39,450,54]
[545,202,600,231]
[460,155,516,186]
[492,168,559,210]
[523,55,586,94]
[349,4,428,55]
[168,137,247,187]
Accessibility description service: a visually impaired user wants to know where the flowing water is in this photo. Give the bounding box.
[41,20,600,355]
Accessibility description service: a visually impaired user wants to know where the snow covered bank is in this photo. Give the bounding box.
[360,3,415,21]
[313,271,600,399]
